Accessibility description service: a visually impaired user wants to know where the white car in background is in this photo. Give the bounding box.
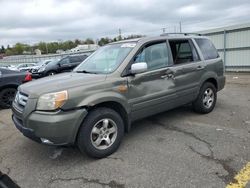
[28,59,53,73]
[8,63,36,72]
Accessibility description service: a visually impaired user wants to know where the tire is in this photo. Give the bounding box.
[46,71,56,76]
[77,107,124,158]
[192,82,217,114]
[0,88,17,109]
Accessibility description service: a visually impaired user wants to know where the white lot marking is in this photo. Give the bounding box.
[49,147,64,159]
[216,128,223,131]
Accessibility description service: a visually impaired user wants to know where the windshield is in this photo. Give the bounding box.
[74,43,136,74]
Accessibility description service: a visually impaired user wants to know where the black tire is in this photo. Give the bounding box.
[46,71,56,76]
[192,82,217,114]
[0,88,17,109]
[77,107,124,158]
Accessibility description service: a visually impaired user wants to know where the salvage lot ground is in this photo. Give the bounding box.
[0,73,250,188]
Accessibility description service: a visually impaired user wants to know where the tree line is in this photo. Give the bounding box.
[0,34,144,56]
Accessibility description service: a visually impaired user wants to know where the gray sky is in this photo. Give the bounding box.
[1,0,250,46]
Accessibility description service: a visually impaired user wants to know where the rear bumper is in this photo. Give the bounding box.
[218,75,226,91]
[12,107,88,145]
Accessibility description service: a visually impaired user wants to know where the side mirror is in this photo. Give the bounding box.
[130,62,148,74]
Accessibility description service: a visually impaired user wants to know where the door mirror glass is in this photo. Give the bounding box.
[131,62,148,74]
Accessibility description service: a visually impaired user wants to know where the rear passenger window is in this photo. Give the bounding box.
[60,58,70,65]
[70,56,81,63]
[134,42,169,71]
[195,38,219,60]
[169,40,199,65]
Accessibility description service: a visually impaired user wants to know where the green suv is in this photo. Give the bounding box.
[12,34,225,158]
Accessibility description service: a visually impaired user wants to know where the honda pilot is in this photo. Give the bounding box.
[12,34,225,158]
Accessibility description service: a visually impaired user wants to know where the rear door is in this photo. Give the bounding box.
[127,41,178,120]
[168,38,205,104]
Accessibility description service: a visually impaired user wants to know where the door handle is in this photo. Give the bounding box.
[161,75,168,79]
[161,73,175,79]
[167,73,175,79]
[196,65,204,70]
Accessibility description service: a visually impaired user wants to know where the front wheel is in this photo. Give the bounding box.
[192,82,217,114]
[77,107,124,158]
[46,71,56,76]
[0,88,17,108]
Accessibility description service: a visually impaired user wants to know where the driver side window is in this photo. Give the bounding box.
[60,58,70,65]
[134,42,169,71]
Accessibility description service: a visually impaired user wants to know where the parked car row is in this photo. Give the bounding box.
[31,54,88,78]
[0,54,88,108]
[2,54,88,78]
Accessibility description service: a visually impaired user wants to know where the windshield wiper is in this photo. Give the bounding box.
[75,70,97,74]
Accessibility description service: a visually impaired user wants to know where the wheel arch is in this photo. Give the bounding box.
[203,77,218,90]
[87,101,131,133]
[0,84,19,92]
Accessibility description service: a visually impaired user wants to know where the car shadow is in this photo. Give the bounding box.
[20,104,195,163]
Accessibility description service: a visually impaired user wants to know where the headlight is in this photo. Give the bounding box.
[38,67,46,73]
[36,90,68,110]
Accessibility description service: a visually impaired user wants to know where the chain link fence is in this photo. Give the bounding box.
[0,50,96,66]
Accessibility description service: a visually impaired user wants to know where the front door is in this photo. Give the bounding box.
[58,58,71,72]
[127,41,177,120]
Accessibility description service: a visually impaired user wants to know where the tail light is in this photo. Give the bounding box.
[24,73,32,82]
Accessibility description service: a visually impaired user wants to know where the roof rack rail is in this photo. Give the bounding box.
[160,32,202,36]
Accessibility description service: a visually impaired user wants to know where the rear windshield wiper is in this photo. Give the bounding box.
[75,70,97,74]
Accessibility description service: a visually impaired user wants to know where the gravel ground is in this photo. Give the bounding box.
[0,73,250,188]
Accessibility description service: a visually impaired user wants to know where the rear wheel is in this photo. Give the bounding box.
[192,82,217,114]
[0,88,17,108]
[77,107,124,158]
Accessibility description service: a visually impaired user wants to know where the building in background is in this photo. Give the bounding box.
[70,44,99,53]
[200,23,250,72]
[34,49,42,55]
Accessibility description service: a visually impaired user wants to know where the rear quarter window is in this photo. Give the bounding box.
[195,38,219,60]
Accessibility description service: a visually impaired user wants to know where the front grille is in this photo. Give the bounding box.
[15,91,28,108]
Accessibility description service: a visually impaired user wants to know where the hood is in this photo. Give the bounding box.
[19,72,107,98]
[29,65,41,70]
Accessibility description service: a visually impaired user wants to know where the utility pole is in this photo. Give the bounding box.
[45,43,48,54]
[161,27,166,34]
[118,28,122,40]
[179,21,182,33]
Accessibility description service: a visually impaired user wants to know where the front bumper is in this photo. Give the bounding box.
[31,72,43,78]
[12,107,88,145]
[12,115,42,143]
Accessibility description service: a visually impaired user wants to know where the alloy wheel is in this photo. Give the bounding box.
[90,118,118,150]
